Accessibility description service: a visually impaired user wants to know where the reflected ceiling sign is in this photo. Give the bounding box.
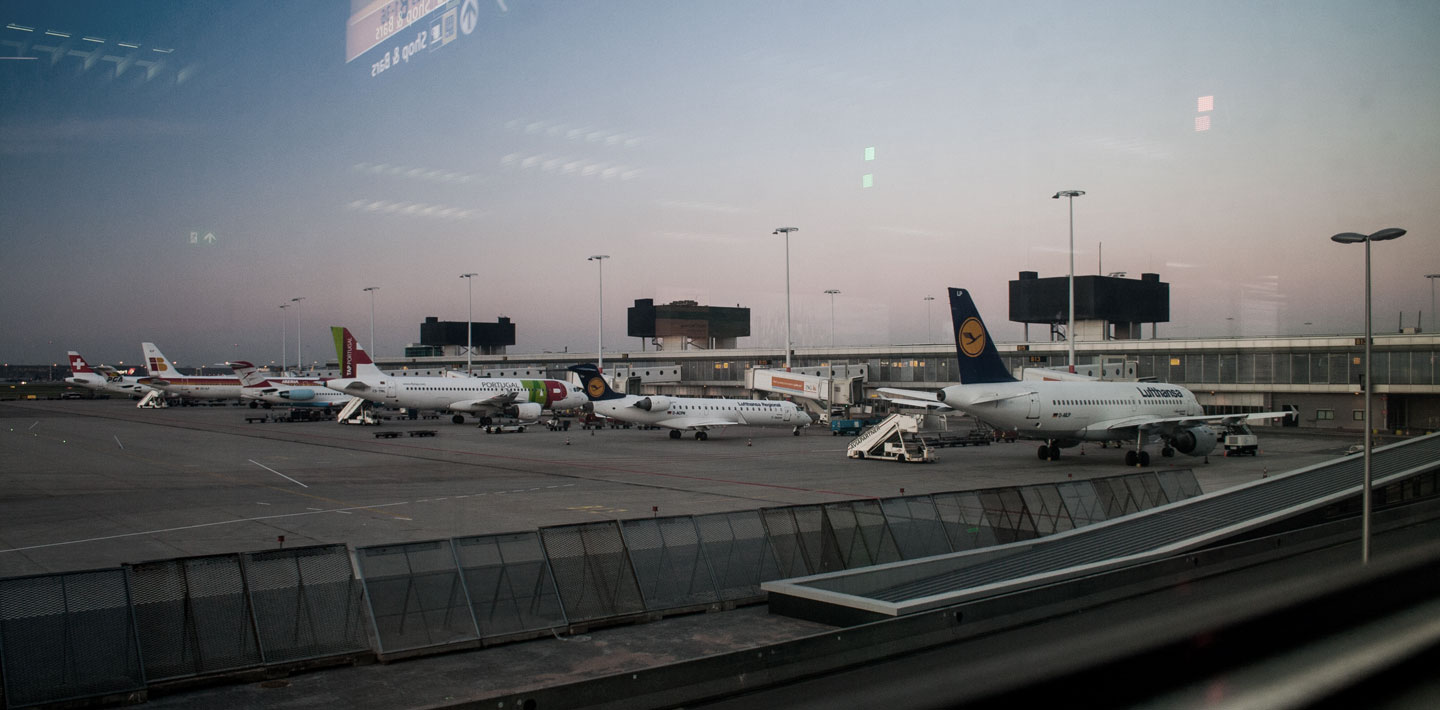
[346,0,454,63]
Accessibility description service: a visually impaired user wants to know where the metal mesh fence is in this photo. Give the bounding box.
[758,507,811,578]
[241,545,368,664]
[454,532,566,639]
[880,496,952,559]
[933,492,1000,552]
[622,517,720,609]
[0,568,144,709]
[824,500,903,569]
[127,554,261,681]
[540,522,646,623]
[693,511,780,600]
[356,540,479,654]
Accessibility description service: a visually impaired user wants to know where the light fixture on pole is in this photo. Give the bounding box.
[1427,273,1440,334]
[773,227,798,370]
[278,304,289,373]
[1052,190,1085,372]
[363,287,380,356]
[1331,226,1405,565]
[459,274,477,373]
[588,256,610,374]
[824,289,840,347]
[923,295,936,343]
[289,297,305,373]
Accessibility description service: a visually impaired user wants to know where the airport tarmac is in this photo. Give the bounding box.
[0,399,1353,579]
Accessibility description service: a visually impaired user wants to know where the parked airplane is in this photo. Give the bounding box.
[324,327,587,423]
[65,352,156,397]
[235,367,355,409]
[879,288,1293,466]
[138,343,253,401]
[569,364,813,440]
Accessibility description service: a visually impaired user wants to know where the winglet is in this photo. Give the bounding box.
[948,288,1017,385]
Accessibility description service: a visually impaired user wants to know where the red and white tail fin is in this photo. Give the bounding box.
[331,326,384,379]
[141,343,179,377]
[68,351,94,375]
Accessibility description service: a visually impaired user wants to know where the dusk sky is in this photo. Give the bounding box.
[2,1,1437,368]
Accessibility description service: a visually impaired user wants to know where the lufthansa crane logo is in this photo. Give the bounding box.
[958,317,986,358]
[586,376,607,398]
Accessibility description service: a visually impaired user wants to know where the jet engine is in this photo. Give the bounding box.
[634,396,671,412]
[279,388,315,401]
[1169,425,1218,457]
[504,402,543,420]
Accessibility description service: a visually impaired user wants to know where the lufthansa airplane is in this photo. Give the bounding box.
[324,327,587,423]
[880,288,1293,466]
[570,364,813,440]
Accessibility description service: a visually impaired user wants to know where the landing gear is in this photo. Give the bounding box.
[452,414,465,424]
[1037,444,1050,460]
[792,426,802,436]
[669,430,682,440]
[1125,449,1152,467]
[1161,446,1175,458]
[480,416,493,426]
[1037,443,1060,461]
[694,431,708,441]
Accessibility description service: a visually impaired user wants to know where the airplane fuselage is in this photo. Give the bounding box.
[145,377,246,400]
[66,374,155,397]
[326,376,586,414]
[592,396,809,430]
[941,380,1203,444]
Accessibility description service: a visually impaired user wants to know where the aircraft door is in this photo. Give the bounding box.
[383,381,397,399]
[1026,394,1040,419]
[782,407,793,423]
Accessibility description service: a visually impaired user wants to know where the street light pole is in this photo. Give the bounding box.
[588,256,610,373]
[459,274,477,373]
[773,227,798,370]
[1052,190,1085,372]
[1331,227,1406,565]
[924,295,936,343]
[279,304,289,373]
[363,287,380,356]
[290,297,305,372]
[824,289,840,347]
[1427,274,1440,334]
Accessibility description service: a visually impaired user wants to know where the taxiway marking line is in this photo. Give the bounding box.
[249,459,308,488]
[0,502,414,554]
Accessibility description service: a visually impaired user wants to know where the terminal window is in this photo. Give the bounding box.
[1317,409,1335,421]
[1353,410,1364,421]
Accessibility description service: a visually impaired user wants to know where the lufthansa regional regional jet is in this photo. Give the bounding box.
[570,364,813,440]
[880,288,1293,466]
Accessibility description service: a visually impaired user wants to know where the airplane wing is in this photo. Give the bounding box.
[1089,410,1296,433]
[875,388,954,411]
[656,418,741,431]
[968,390,1037,406]
[447,391,518,413]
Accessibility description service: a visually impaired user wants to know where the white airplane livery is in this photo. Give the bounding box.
[138,343,254,401]
[65,352,156,397]
[570,364,813,440]
[324,327,587,423]
[235,367,355,409]
[881,288,1294,466]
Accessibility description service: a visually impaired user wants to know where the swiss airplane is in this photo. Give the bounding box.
[138,343,253,401]
[323,326,587,423]
[569,364,813,440]
[65,352,156,397]
[880,288,1294,466]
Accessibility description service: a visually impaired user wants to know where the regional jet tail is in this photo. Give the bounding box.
[569,364,812,440]
[878,288,1294,466]
[326,327,586,424]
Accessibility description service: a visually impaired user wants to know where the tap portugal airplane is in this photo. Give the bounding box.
[324,327,587,423]
[879,288,1294,466]
[569,364,813,440]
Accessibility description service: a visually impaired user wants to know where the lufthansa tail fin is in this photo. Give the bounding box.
[948,288,1017,385]
[142,343,180,378]
[67,351,94,375]
[568,364,627,401]
[331,327,384,379]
